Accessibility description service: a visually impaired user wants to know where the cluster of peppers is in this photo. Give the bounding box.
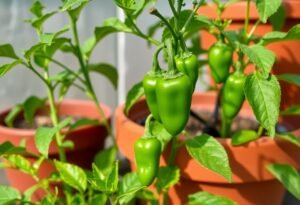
[134,41,199,186]
[208,39,246,137]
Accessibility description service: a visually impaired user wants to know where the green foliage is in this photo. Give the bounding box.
[154,166,180,193]
[244,74,281,137]
[125,81,144,115]
[186,134,232,182]
[231,130,258,146]
[267,164,300,200]
[187,192,237,205]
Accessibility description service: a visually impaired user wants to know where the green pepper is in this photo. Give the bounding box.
[175,53,199,90]
[134,137,161,186]
[143,72,162,121]
[208,41,233,84]
[156,73,192,136]
[221,71,246,137]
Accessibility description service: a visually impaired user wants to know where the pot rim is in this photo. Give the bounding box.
[198,0,300,20]
[0,99,111,136]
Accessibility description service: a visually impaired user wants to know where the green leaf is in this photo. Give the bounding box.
[255,0,282,23]
[277,133,300,147]
[31,11,57,31]
[54,160,87,192]
[240,45,275,78]
[30,1,45,17]
[149,120,173,151]
[154,166,180,193]
[87,63,118,89]
[94,146,117,173]
[136,189,158,205]
[83,18,132,58]
[35,117,72,157]
[244,74,281,137]
[117,172,144,205]
[223,31,239,49]
[0,142,27,156]
[39,25,69,45]
[61,0,88,11]
[163,11,211,40]
[23,43,45,60]
[0,44,19,59]
[267,164,300,200]
[187,192,237,205]
[125,81,144,115]
[23,96,46,125]
[185,134,232,182]
[263,24,300,44]
[0,60,22,77]
[114,0,155,17]
[0,186,20,205]
[277,74,300,86]
[5,155,35,175]
[231,130,259,146]
[280,105,300,115]
[90,161,119,194]
[269,4,286,31]
[68,1,88,21]
[23,184,40,202]
[69,118,99,131]
[91,194,107,205]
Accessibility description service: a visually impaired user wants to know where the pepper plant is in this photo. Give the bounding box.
[0,0,148,204]
[120,0,300,204]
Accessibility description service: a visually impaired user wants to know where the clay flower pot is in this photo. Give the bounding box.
[115,92,300,205]
[198,0,300,109]
[0,100,111,199]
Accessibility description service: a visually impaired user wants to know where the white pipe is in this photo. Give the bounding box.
[116,8,126,104]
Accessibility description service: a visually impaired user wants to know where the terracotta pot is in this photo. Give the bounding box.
[198,0,300,110]
[0,100,111,200]
[115,92,300,205]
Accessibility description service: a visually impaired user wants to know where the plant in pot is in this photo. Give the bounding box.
[114,0,300,204]
[0,0,129,203]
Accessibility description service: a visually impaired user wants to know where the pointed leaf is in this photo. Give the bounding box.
[0,186,20,205]
[277,133,300,147]
[23,96,46,125]
[244,74,280,137]
[5,155,35,175]
[185,134,232,182]
[187,192,237,205]
[280,105,300,116]
[263,24,300,44]
[232,130,258,146]
[125,81,144,115]
[87,63,118,89]
[255,0,282,23]
[0,60,22,77]
[30,1,45,17]
[35,117,72,157]
[61,0,88,11]
[277,74,300,86]
[267,164,300,200]
[240,45,275,78]
[270,4,286,31]
[154,166,180,193]
[54,161,87,192]
[0,44,19,59]
[94,146,117,173]
[0,142,27,156]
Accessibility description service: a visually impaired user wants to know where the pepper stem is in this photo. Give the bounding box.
[221,114,232,138]
[165,38,177,73]
[152,45,164,73]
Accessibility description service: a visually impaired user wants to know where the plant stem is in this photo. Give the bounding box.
[152,45,164,73]
[150,8,178,42]
[168,0,178,18]
[244,0,250,38]
[69,17,117,147]
[221,114,231,138]
[163,191,168,205]
[168,135,179,165]
[127,15,161,46]
[177,0,184,13]
[257,126,264,137]
[247,19,261,39]
[44,72,67,162]
[180,1,203,34]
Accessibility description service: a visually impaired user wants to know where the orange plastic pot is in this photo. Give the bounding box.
[0,100,111,200]
[198,0,300,110]
[115,92,300,205]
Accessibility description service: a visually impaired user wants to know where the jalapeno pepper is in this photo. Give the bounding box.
[175,53,199,90]
[134,137,161,186]
[221,71,246,137]
[208,41,233,84]
[156,73,193,136]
